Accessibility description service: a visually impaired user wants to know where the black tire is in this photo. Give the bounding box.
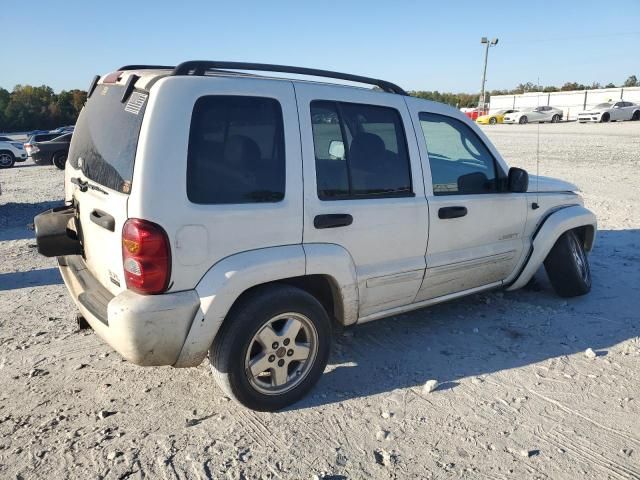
[632,111,640,121]
[489,116,497,125]
[52,151,67,170]
[519,116,528,124]
[0,150,15,169]
[544,230,591,298]
[210,284,331,411]
[551,114,560,123]
[600,112,610,123]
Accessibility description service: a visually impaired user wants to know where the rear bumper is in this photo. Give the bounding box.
[58,255,201,366]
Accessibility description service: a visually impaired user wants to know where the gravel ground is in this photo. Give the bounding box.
[0,122,639,479]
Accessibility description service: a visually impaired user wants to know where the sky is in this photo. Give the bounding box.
[2,0,639,94]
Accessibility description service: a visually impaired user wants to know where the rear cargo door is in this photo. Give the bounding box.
[65,81,148,295]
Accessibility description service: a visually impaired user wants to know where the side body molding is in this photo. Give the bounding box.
[506,205,597,291]
[304,243,359,326]
[174,245,306,367]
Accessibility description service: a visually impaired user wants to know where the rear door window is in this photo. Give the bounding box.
[68,85,148,193]
[311,100,412,200]
[187,96,285,204]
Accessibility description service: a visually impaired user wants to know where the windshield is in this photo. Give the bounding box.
[593,103,612,109]
[68,84,148,193]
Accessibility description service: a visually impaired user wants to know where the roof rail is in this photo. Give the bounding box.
[118,65,175,71]
[171,60,408,95]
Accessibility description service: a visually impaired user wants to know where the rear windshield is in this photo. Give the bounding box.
[68,84,148,193]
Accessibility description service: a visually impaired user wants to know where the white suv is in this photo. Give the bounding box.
[0,137,28,168]
[35,61,597,411]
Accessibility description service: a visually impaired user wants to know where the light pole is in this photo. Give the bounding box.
[479,37,498,110]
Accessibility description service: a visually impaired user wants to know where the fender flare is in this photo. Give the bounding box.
[506,205,597,291]
[173,243,359,367]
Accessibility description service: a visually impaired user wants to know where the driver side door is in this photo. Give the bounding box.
[411,109,528,301]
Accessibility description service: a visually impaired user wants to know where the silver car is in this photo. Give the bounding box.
[577,101,640,123]
[503,106,563,124]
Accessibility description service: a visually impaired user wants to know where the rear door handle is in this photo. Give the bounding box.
[438,206,467,219]
[314,214,353,229]
[90,209,115,232]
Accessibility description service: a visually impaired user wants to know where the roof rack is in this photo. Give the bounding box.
[171,61,409,95]
[118,64,175,71]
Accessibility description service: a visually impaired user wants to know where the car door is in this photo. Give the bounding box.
[405,98,528,301]
[296,83,429,318]
[611,102,625,121]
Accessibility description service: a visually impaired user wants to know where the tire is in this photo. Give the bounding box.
[489,116,497,125]
[210,284,331,411]
[600,112,610,123]
[519,116,528,124]
[632,111,640,121]
[52,151,67,170]
[544,230,591,298]
[551,114,560,123]
[0,151,15,169]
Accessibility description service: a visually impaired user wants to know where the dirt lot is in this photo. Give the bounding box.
[1,122,639,479]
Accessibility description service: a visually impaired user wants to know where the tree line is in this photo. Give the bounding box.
[411,75,640,108]
[1,75,638,131]
[0,85,86,132]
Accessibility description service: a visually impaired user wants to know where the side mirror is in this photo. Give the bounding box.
[508,167,529,193]
[328,140,345,159]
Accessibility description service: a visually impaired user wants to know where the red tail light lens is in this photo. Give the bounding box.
[122,219,171,294]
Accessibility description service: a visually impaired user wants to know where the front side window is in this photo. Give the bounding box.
[187,96,285,204]
[419,112,500,195]
[311,100,412,200]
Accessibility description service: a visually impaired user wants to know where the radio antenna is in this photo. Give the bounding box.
[533,76,541,210]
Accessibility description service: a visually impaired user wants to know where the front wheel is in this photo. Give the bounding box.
[519,116,528,124]
[52,151,67,170]
[600,112,610,123]
[544,230,591,297]
[210,285,331,411]
[0,151,15,169]
[489,116,497,125]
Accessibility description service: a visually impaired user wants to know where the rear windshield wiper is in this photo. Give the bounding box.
[71,177,109,195]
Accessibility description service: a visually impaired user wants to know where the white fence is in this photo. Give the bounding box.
[489,86,640,120]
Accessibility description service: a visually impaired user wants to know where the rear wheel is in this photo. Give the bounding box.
[519,116,528,124]
[52,151,67,170]
[210,285,331,411]
[551,114,560,123]
[0,151,15,169]
[544,230,591,297]
[600,112,610,123]
[632,111,640,121]
[489,116,497,125]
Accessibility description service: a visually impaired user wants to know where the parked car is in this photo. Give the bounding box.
[503,106,563,124]
[577,101,640,123]
[461,107,487,121]
[476,109,518,125]
[30,133,72,169]
[0,138,28,168]
[50,125,75,134]
[24,133,68,156]
[34,61,597,411]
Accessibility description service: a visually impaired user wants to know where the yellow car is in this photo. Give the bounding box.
[476,109,517,125]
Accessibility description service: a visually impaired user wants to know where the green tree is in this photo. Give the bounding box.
[623,75,638,87]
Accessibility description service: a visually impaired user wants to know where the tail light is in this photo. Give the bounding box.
[122,219,171,294]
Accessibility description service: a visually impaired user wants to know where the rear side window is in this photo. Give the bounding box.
[311,100,412,200]
[187,96,285,204]
[69,85,147,193]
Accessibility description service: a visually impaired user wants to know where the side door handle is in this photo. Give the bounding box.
[90,209,115,232]
[438,206,467,219]
[314,214,353,229]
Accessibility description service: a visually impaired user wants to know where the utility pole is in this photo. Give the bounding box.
[479,37,499,110]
